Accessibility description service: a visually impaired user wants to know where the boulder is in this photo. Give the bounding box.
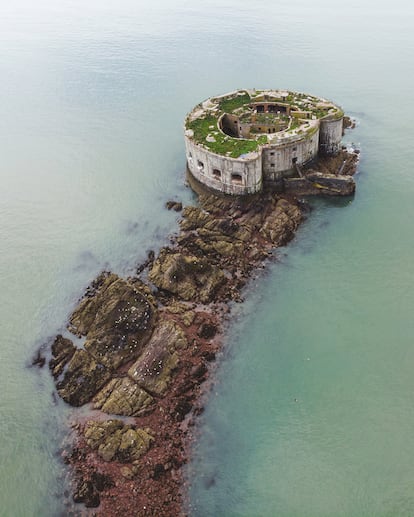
[259,198,302,245]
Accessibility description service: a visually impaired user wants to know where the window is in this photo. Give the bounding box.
[293,147,297,151]
[213,169,221,179]
[197,160,204,172]
[271,163,275,167]
[231,173,242,184]
[270,152,275,156]
[292,157,298,164]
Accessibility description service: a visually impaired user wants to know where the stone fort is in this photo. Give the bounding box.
[184,89,344,195]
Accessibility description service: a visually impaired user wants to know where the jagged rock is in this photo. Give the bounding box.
[128,320,187,396]
[259,199,302,245]
[179,206,210,231]
[93,377,154,416]
[69,274,157,369]
[149,249,226,303]
[49,335,76,379]
[84,419,153,462]
[56,349,112,406]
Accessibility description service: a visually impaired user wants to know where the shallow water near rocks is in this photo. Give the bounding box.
[1,0,414,515]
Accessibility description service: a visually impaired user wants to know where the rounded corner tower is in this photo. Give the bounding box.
[184,89,344,195]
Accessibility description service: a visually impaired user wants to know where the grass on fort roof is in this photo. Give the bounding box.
[218,92,251,113]
[188,114,267,158]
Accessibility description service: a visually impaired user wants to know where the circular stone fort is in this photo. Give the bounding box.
[184,89,344,195]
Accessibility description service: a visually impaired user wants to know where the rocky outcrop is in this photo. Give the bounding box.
[93,377,154,416]
[69,274,157,369]
[50,274,158,406]
[55,348,112,406]
[149,249,227,303]
[84,420,153,462]
[128,320,187,396]
[47,149,359,517]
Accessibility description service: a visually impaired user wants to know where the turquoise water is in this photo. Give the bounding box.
[1,0,414,515]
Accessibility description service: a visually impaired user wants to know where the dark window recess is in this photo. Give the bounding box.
[197,160,204,171]
[292,157,298,164]
[270,152,275,156]
[293,147,297,151]
[231,173,242,184]
[256,105,265,113]
[213,169,221,179]
[271,163,275,167]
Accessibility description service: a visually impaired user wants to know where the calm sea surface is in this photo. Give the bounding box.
[1,1,414,515]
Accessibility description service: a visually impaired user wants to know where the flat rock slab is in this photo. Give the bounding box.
[128,320,187,396]
[93,377,154,417]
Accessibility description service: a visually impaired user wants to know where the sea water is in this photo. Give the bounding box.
[1,0,414,515]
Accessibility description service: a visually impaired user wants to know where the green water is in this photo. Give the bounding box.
[1,0,414,515]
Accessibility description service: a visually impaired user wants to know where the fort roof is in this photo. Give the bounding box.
[185,89,343,159]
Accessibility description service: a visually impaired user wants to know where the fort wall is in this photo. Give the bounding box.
[184,89,345,195]
[184,138,262,195]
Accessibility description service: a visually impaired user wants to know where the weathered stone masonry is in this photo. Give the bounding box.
[184,89,344,195]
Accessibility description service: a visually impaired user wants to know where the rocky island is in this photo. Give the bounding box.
[36,91,359,516]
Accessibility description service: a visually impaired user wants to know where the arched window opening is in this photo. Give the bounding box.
[231,173,243,184]
[213,169,222,179]
[197,160,204,172]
